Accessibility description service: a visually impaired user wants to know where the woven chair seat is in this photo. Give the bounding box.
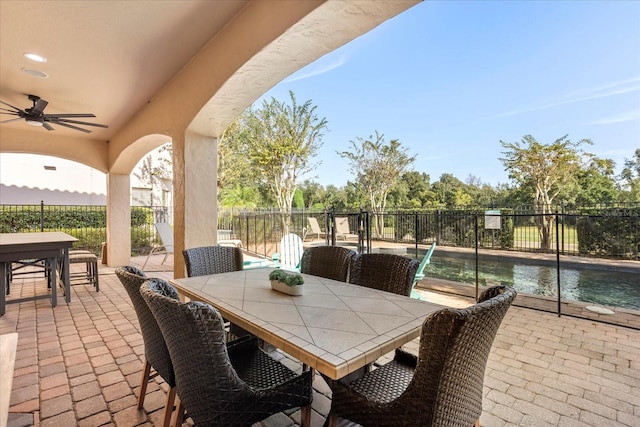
[345,350,416,404]
[69,253,97,263]
[227,336,297,389]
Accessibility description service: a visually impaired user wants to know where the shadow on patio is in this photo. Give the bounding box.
[0,254,638,427]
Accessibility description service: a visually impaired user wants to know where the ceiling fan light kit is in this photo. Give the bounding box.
[0,94,108,133]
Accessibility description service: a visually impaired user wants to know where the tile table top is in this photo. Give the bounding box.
[170,268,446,379]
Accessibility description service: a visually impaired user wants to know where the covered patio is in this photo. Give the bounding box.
[0,256,638,427]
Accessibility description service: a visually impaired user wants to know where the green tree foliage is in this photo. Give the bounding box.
[620,149,640,202]
[338,131,415,236]
[225,91,327,232]
[395,171,433,208]
[431,174,472,207]
[500,134,593,250]
[292,188,304,209]
[299,180,325,209]
[572,158,618,205]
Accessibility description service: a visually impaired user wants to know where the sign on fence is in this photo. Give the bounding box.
[484,210,501,230]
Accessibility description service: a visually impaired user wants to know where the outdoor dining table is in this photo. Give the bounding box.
[0,232,78,316]
[169,268,446,380]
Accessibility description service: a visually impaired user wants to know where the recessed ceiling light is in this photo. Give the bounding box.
[23,52,47,63]
[21,67,49,78]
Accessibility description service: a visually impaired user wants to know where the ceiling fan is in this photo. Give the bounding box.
[0,94,108,133]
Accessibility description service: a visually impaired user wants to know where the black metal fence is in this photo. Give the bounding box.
[223,206,639,261]
[1,203,638,260]
[0,202,168,255]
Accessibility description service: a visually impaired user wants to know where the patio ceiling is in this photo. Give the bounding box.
[0,0,419,172]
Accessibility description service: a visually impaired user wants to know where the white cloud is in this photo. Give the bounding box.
[490,76,640,119]
[283,54,348,83]
[582,109,640,126]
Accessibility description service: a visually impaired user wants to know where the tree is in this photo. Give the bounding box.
[573,158,618,205]
[239,91,327,233]
[620,149,640,202]
[431,173,471,207]
[500,134,592,250]
[338,131,415,237]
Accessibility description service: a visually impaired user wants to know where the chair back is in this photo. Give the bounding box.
[114,267,174,386]
[307,217,323,234]
[155,223,174,253]
[410,242,437,300]
[278,233,303,269]
[349,253,419,296]
[415,242,436,280]
[335,217,351,235]
[411,285,517,425]
[299,246,356,282]
[139,279,254,426]
[182,245,244,277]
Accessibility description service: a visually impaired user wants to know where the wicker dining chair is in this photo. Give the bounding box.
[299,246,356,282]
[348,253,420,296]
[114,266,176,427]
[140,278,314,427]
[323,285,517,427]
[182,245,247,339]
[182,245,243,277]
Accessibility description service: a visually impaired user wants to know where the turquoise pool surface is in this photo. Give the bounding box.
[424,256,640,311]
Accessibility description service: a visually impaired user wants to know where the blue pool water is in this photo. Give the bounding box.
[423,256,640,311]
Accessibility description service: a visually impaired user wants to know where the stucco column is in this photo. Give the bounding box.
[106,173,131,266]
[172,131,218,278]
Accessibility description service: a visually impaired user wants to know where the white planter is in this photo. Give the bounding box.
[270,280,304,296]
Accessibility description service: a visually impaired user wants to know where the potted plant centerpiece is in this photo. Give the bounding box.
[269,269,304,296]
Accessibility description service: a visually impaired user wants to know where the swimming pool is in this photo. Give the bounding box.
[423,255,640,311]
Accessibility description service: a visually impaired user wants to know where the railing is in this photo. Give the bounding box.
[0,202,168,256]
[1,203,638,260]
[223,207,639,261]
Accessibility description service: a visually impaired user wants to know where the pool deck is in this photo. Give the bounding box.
[0,255,639,426]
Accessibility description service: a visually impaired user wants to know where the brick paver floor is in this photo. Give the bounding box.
[0,255,638,427]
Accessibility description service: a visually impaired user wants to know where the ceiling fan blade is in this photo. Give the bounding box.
[51,121,92,133]
[1,117,24,123]
[45,113,96,118]
[0,110,20,115]
[32,98,48,115]
[56,118,108,128]
[0,100,22,112]
[43,122,55,131]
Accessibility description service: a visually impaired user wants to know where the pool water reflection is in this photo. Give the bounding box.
[424,256,640,311]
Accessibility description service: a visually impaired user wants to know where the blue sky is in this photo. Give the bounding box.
[259,0,640,188]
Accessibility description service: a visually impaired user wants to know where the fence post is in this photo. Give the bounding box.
[40,200,44,231]
[555,210,561,317]
[414,212,419,259]
[561,201,565,255]
[475,213,479,301]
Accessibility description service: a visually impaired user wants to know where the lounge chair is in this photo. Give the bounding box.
[411,241,436,300]
[303,217,325,241]
[335,216,358,240]
[272,233,303,271]
[142,222,174,269]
